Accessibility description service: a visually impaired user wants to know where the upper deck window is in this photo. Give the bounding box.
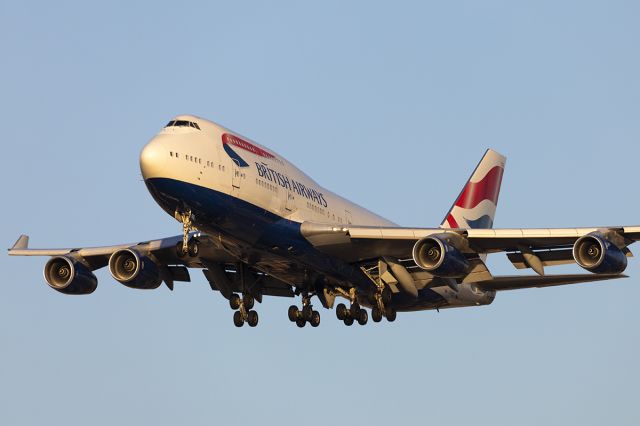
[165,120,201,130]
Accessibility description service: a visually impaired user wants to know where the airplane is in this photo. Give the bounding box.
[8,115,640,327]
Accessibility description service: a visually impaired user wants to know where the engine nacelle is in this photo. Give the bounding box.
[44,256,97,295]
[108,249,162,289]
[412,234,470,278]
[573,232,627,274]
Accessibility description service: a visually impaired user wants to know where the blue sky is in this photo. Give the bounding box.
[1,1,639,425]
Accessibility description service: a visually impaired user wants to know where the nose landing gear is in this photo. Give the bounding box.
[230,293,259,327]
[175,208,199,258]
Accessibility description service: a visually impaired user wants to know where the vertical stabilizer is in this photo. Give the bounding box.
[440,149,506,229]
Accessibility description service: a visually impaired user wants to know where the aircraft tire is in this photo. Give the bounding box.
[244,295,255,310]
[336,303,347,320]
[229,294,241,310]
[302,305,313,321]
[357,309,368,325]
[233,311,244,327]
[371,307,383,323]
[296,318,306,328]
[385,307,397,322]
[310,311,321,327]
[382,287,392,305]
[344,317,354,326]
[247,310,259,327]
[288,305,299,322]
[350,303,360,318]
[175,241,186,258]
[187,239,199,257]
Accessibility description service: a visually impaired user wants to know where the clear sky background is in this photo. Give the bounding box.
[1,1,639,425]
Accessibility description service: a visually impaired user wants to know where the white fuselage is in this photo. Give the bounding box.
[140,115,396,228]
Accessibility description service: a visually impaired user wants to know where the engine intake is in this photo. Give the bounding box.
[44,256,97,295]
[412,234,470,278]
[108,249,162,289]
[573,232,627,274]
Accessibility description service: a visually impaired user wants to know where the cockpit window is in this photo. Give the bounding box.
[164,120,201,130]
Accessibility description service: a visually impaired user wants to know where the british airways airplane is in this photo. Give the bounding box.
[9,115,640,327]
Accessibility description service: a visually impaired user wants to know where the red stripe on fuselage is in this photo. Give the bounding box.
[455,166,504,210]
[222,133,275,159]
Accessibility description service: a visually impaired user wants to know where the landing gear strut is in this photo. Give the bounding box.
[288,294,321,328]
[230,293,259,327]
[175,209,199,258]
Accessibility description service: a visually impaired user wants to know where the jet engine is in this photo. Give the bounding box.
[412,234,470,278]
[44,256,97,295]
[108,249,162,289]
[572,232,627,274]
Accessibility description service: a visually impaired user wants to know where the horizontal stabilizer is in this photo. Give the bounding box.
[475,273,626,292]
[11,235,29,250]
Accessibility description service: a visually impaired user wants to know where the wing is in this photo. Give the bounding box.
[8,232,233,268]
[8,232,295,298]
[300,222,640,291]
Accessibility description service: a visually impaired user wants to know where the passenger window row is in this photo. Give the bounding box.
[169,151,224,171]
[306,201,327,217]
[256,178,278,193]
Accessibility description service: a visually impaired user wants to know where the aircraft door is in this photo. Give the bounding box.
[345,209,353,225]
[231,159,241,193]
[285,190,295,212]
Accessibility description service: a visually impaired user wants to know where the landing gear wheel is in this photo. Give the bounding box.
[302,305,313,321]
[350,303,361,318]
[296,318,306,328]
[175,241,186,258]
[385,307,397,322]
[233,311,244,327]
[336,303,348,320]
[357,309,368,325]
[372,307,383,323]
[247,310,259,327]
[229,294,241,310]
[344,317,354,326]
[310,311,321,327]
[243,295,255,310]
[288,305,299,322]
[187,238,199,257]
[382,287,392,305]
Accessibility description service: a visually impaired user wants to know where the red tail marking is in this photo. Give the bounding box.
[446,214,460,228]
[454,166,504,210]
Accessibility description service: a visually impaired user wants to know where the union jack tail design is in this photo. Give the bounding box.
[440,149,506,229]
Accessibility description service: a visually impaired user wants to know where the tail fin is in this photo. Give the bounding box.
[440,149,506,229]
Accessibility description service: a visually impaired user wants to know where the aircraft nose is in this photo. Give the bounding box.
[140,138,168,179]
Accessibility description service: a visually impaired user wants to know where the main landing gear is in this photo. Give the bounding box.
[175,208,199,258]
[230,293,259,327]
[371,286,396,323]
[288,294,321,328]
[336,302,368,326]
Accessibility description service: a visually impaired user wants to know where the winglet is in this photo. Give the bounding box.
[10,235,29,251]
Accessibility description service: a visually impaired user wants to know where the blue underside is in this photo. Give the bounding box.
[145,177,446,309]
